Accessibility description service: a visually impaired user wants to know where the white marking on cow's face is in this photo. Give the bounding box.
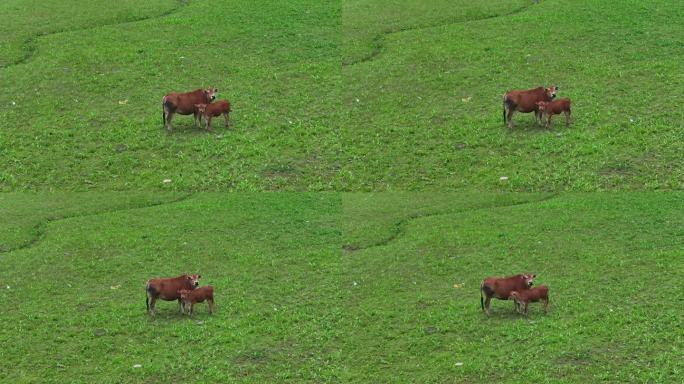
[523,274,535,287]
[205,88,217,101]
[546,86,558,99]
[188,274,201,288]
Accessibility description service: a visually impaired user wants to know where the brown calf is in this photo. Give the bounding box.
[536,98,571,129]
[510,285,549,315]
[179,286,215,316]
[162,88,218,131]
[503,86,558,128]
[194,100,231,131]
[146,274,201,315]
[480,274,535,315]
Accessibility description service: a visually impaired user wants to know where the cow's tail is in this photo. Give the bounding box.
[502,95,508,125]
[162,97,167,126]
[146,282,155,311]
[480,281,484,310]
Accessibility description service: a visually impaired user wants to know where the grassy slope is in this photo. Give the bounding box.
[2,0,683,191]
[1,193,682,382]
[0,0,178,68]
[341,0,684,191]
[0,192,185,252]
[341,193,684,382]
[0,193,342,383]
[0,0,340,191]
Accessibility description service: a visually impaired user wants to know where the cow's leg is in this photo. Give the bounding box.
[206,117,214,132]
[165,111,175,131]
[546,114,552,129]
[523,303,529,316]
[484,296,492,315]
[543,298,549,313]
[565,110,571,127]
[208,298,214,314]
[506,109,515,129]
[148,296,157,316]
[223,112,230,127]
[178,299,184,314]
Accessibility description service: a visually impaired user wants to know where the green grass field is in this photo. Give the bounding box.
[0,193,342,382]
[1,193,682,382]
[1,0,683,190]
[1,0,683,382]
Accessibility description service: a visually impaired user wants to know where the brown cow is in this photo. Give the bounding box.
[480,274,535,315]
[146,274,201,315]
[510,285,549,315]
[194,100,231,131]
[536,98,571,129]
[162,88,218,131]
[179,286,215,316]
[503,86,558,128]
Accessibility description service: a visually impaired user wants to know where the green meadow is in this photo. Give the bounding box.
[1,0,683,190]
[1,0,683,382]
[1,193,682,382]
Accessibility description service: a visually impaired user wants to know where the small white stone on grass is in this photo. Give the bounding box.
[162,179,172,183]
[455,362,464,366]
[133,364,142,368]
[500,176,509,181]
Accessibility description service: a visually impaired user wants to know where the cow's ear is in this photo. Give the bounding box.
[214,88,218,92]
[198,275,202,279]
[532,274,536,278]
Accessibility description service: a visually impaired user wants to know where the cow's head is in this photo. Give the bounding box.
[187,274,201,288]
[545,85,558,100]
[521,274,536,287]
[536,101,548,111]
[204,88,218,102]
[195,104,207,114]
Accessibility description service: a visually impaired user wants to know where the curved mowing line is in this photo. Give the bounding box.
[343,1,537,67]
[343,193,558,252]
[0,193,194,255]
[0,0,190,70]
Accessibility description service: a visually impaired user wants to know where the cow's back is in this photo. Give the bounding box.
[147,275,191,300]
[505,87,546,112]
[164,89,207,114]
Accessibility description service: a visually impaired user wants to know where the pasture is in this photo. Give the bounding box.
[0,0,682,190]
[1,193,682,382]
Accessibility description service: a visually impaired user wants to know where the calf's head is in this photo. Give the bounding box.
[179,289,191,301]
[204,88,218,102]
[195,104,207,114]
[545,85,558,100]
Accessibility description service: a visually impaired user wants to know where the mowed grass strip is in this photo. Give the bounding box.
[0,193,342,383]
[341,193,684,382]
[0,0,340,191]
[341,0,684,191]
